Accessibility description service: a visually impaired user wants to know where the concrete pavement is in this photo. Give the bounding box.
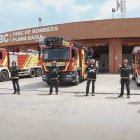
[0,74,140,140]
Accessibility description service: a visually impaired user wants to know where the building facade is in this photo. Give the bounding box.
[1,18,140,73]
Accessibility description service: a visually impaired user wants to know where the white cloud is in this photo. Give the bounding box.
[127,0,140,11]
[41,0,93,17]
[0,0,94,32]
[41,0,74,12]
[95,0,115,19]
[1,0,140,32]
[0,0,93,17]
[0,0,38,17]
[70,4,93,17]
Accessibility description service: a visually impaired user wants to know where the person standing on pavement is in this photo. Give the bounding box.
[49,61,59,95]
[85,59,98,96]
[10,61,20,95]
[118,59,131,98]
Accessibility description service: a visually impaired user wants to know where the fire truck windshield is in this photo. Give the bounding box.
[43,48,70,62]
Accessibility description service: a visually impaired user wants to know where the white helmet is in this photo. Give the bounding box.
[123,59,128,63]
[90,59,95,63]
[52,60,57,64]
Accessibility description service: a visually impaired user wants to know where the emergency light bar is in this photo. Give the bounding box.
[43,36,86,49]
[44,36,64,46]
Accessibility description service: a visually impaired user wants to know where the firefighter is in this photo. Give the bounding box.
[85,59,97,96]
[49,61,59,95]
[10,61,20,95]
[118,59,131,98]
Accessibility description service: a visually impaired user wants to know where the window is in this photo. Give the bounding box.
[72,49,78,58]
[44,48,70,61]
[123,46,134,54]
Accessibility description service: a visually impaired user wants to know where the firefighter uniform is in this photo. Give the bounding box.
[85,59,97,96]
[118,59,131,98]
[10,61,20,95]
[49,61,59,95]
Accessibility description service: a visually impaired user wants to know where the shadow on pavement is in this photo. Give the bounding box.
[37,94,60,96]
[95,92,118,95]
[0,88,13,90]
[37,94,50,96]
[61,91,85,94]
[22,89,48,93]
[1,87,48,93]
[130,80,140,90]
[130,86,140,91]
[128,101,140,105]
[21,82,47,89]
[106,97,119,100]
[74,94,86,98]
[56,83,84,88]
[0,93,12,95]
[137,110,140,114]
[61,92,119,94]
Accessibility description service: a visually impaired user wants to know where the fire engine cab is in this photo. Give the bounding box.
[41,36,92,85]
[0,48,42,82]
[132,47,140,86]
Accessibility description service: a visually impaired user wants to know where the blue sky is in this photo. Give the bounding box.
[0,0,140,33]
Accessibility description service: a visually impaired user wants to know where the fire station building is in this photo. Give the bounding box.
[0,18,140,73]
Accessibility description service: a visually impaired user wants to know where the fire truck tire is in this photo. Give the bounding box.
[74,73,80,85]
[133,73,137,80]
[47,81,50,85]
[35,69,42,77]
[0,71,9,82]
[137,83,140,87]
[29,69,36,78]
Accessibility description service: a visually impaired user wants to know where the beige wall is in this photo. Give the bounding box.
[1,18,140,47]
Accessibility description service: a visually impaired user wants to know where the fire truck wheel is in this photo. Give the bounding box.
[36,69,42,77]
[47,81,50,85]
[29,69,36,78]
[0,71,9,82]
[137,82,140,87]
[133,73,136,80]
[74,74,80,85]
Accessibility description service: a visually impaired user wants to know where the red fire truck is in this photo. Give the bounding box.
[0,48,42,82]
[132,47,140,86]
[41,36,92,85]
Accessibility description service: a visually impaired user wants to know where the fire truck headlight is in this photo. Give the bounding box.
[42,75,46,78]
[69,71,75,76]
[66,75,72,78]
[70,72,73,75]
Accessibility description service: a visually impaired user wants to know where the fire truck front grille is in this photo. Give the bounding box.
[46,66,66,71]
[58,66,66,71]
